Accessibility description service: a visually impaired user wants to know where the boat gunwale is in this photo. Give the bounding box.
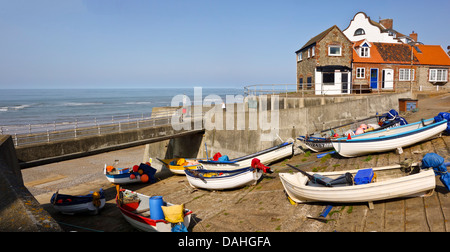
[279,163,435,192]
[331,118,446,143]
[184,167,260,180]
[116,189,193,226]
[198,142,293,164]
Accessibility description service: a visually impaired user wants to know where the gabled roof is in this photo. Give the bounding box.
[295,25,336,53]
[353,41,450,66]
[353,41,419,64]
[374,43,419,64]
[414,45,450,66]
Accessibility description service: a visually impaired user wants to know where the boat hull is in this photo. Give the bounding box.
[104,166,141,184]
[297,137,333,152]
[52,199,106,215]
[51,191,106,215]
[185,168,263,190]
[117,189,192,232]
[199,142,293,170]
[159,158,198,175]
[279,164,436,203]
[331,119,447,157]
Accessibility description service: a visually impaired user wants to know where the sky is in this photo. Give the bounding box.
[0,0,449,89]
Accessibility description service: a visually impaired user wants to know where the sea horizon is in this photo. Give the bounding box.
[0,87,245,128]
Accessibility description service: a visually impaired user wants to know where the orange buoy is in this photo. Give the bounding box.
[130,174,136,179]
[138,169,144,175]
[141,174,149,183]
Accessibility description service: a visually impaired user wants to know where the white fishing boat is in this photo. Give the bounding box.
[50,189,106,215]
[185,167,265,190]
[298,110,406,152]
[116,188,192,232]
[157,158,199,175]
[279,163,436,204]
[196,142,293,170]
[331,118,447,157]
[104,163,156,184]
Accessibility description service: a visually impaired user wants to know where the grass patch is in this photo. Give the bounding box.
[363,155,372,162]
[320,154,331,163]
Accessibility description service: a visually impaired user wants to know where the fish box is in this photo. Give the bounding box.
[354,168,374,185]
[118,168,129,174]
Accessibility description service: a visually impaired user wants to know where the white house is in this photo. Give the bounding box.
[342,12,401,43]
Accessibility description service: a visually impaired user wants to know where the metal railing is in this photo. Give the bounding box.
[243,80,426,96]
[1,109,182,146]
[4,107,210,147]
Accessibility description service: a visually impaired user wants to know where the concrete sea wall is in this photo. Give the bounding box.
[0,135,61,231]
[198,92,412,159]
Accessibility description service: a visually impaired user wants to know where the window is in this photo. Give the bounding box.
[307,48,310,58]
[354,28,365,36]
[322,73,335,85]
[311,46,315,57]
[297,52,302,62]
[307,77,312,89]
[328,45,341,56]
[429,69,448,82]
[399,69,415,81]
[356,68,365,78]
[360,47,370,57]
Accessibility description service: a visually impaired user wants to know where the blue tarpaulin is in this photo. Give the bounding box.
[422,153,450,191]
[434,112,450,134]
[382,109,408,126]
[218,155,229,162]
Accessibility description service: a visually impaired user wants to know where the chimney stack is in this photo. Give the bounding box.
[410,31,418,42]
[380,18,393,30]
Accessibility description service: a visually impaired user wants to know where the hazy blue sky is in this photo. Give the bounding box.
[0,0,449,89]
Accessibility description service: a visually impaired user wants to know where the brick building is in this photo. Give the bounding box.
[352,40,419,92]
[295,25,352,95]
[296,12,450,94]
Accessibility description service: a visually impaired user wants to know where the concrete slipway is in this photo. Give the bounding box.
[16,92,450,232]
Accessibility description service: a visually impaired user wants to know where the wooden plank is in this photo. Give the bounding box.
[423,191,446,232]
[405,197,429,231]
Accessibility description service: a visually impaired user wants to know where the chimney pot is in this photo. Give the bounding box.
[410,31,418,42]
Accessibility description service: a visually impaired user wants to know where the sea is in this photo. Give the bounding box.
[0,88,244,128]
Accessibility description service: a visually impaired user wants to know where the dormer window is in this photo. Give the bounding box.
[354,28,365,36]
[359,41,370,57]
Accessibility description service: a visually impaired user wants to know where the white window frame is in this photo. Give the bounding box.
[311,46,315,57]
[297,52,302,62]
[328,45,341,56]
[399,69,415,81]
[429,69,448,82]
[360,47,370,57]
[356,68,365,79]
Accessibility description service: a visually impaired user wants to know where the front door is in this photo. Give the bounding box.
[382,69,394,89]
[342,73,348,94]
[370,69,378,89]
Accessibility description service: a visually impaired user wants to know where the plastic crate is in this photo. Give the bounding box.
[354,168,374,185]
